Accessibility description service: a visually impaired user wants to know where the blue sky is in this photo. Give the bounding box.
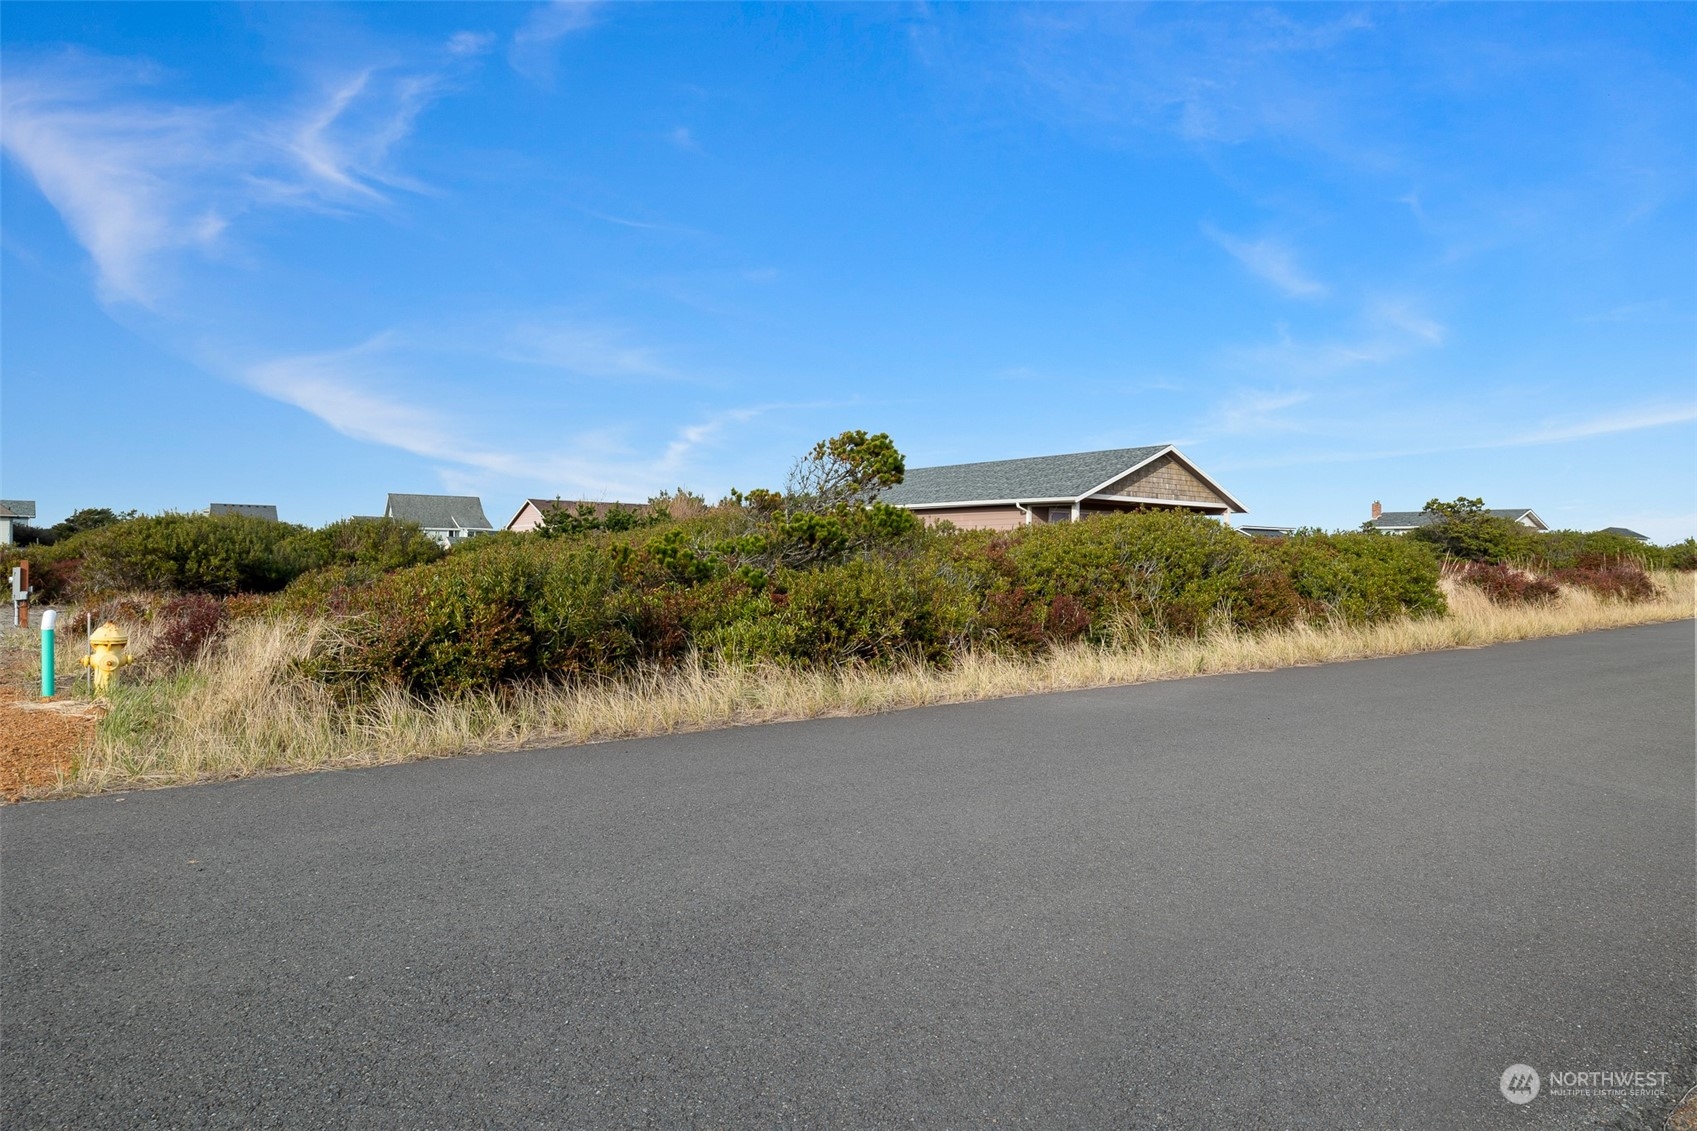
[3,3,1693,538]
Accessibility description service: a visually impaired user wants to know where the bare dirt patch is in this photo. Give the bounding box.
[0,690,96,802]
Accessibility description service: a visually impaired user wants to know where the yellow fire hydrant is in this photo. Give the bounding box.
[81,622,133,694]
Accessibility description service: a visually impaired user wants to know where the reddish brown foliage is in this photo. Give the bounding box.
[1459,563,1560,606]
[1549,556,1658,603]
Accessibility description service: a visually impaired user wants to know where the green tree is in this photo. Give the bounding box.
[784,430,905,514]
[1407,497,1537,563]
[56,507,138,536]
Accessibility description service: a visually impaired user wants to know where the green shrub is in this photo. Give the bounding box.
[1000,511,1270,637]
[1532,530,1653,571]
[1659,538,1697,571]
[1273,533,1447,623]
[62,513,306,596]
[769,557,974,666]
[279,517,444,576]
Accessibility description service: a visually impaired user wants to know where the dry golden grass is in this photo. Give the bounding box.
[19,571,1694,797]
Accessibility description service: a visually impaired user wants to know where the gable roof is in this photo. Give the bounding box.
[0,500,36,520]
[1372,508,1544,531]
[1601,526,1649,541]
[881,445,1244,511]
[209,503,278,521]
[385,493,493,532]
[506,498,646,530]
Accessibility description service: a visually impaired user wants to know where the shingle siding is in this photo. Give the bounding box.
[1101,454,1227,506]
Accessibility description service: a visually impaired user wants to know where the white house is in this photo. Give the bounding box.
[1367,502,1548,535]
[384,494,494,549]
[0,500,36,546]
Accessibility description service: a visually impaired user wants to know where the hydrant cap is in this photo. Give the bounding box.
[89,622,129,647]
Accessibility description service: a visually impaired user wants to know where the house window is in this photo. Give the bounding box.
[1047,507,1071,524]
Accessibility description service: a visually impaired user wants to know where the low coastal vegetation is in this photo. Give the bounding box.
[2,432,1690,796]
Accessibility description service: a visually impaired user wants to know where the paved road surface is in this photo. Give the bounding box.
[4,621,1693,1129]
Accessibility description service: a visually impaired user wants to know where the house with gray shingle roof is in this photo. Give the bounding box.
[384,494,494,548]
[1600,526,1649,542]
[1366,502,1547,535]
[880,445,1246,531]
[0,500,36,546]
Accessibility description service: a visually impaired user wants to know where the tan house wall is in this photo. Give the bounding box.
[915,506,1028,532]
[507,502,546,532]
[1101,454,1229,508]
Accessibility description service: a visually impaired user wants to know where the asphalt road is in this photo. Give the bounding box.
[4,622,1693,1130]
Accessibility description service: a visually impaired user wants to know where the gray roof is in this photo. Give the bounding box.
[1601,526,1649,541]
[0,500,36,520]
[209,503,278,521]
[882,445,1175,507]
[526,498,645,514]
[385,493,493,532]
[1372,508,1536,529]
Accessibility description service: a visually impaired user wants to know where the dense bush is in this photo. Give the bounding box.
[1661,539,1697,572]
[150,595,231,667]
[1274,533,1448,623]
[1532,530,1655,571]
[11,513,443,601]
[998,511,1276,637]
[63,513,305,596]
[1457,563,1560,606]
[288,509,1451,697]
[1549,558,1659,603]
[1407,498,1541,563]
[280,517,445,576]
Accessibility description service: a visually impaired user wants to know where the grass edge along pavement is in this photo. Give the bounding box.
[7,571,1689,799]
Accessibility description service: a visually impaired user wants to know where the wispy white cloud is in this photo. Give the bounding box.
[970,6,1379,158]
[509,1,598,88]
[1202,224,1326,299]
[446,31,496,58]
[283,68,441,200]
[1209,388,1315,435]
[1213,400,1697,471]
[240,327,779,499]
[667,126,701,153]
[1368,299,1445,345]
[1579,299,1673,325]
[499,320,679,380]
[0,50,460,305]
[1503,403,1697,447]
[1218,295,1446,382]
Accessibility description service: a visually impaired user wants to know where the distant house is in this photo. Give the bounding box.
[385,494,494,548]
[1367,502,1548,535]
[208,503,278,521]
[0,500,35,546]
[506,498,647,533]
[1237,525,1295,539]
[880,445,1246,532]
[1600,526,1649,542]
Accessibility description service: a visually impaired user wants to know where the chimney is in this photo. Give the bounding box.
[1371,501,1383,520]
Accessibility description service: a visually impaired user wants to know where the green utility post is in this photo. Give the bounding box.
[41,609,57,698]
